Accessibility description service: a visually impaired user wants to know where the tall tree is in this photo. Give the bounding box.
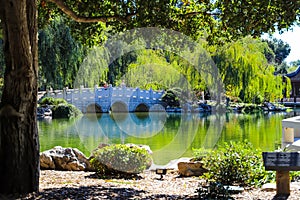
[38,17,85,89]
[263,38,291,64]
[0,0,300,195]
[214,37,284,103]
[0,0,39,194]
[263,38,291,74]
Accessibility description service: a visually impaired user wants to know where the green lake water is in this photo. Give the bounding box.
[38,110,299,165]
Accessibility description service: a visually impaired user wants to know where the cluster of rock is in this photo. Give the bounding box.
[40,146,93,171]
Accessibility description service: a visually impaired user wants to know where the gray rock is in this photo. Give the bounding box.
[40,146,93,171]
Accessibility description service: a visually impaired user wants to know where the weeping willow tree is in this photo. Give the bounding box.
[124,50,181,90]
[123,49,206,95]
[38,17,86,89]
[214,37,289,103]
[74,46,109,88]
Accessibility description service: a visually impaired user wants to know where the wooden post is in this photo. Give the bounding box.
[276,171,290,195]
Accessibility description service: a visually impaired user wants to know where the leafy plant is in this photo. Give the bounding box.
[39,97,67,106]
[90,144,152,176]
[197,181,231,199]
[199,141,275,187]
[52,103,82,119]
[291,171,300,182]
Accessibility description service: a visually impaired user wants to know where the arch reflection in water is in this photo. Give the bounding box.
[74,112,167,146]
[106,111,167,139]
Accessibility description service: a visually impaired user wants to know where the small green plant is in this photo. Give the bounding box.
[290,171,300,182]
[52,103,82,119]
[197,181,231,199]
[242,104,262,113]
[39,97,67,106]
[90,144,152,176]
[198,141,275,187]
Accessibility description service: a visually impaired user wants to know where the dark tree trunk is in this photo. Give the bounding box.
[0,0,39,194]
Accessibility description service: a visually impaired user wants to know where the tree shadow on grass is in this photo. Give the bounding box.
[85,172,143,180]
[272,194,289,200]
[37,185,145,199]
[4,186,198,200]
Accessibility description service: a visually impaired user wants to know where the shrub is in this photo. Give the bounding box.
[52,103,82,119]
[90,144,152,175]
[198,141,274,187]
[39,97,67,106]
[242,104,262,114]
[162,90,180,107]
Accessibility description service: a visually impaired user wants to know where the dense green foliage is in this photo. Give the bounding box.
[263,38,292,75]
[90,144,152,175]
[1,1,298,99]
[124,50,193,90]
[38,17,86,90]
[197,141,274,187]
[162,90,180,107]
[213,37,287,103]
[38,0,300,45]
[39,97,67,106]
[2,2,298,100]
[52,103,82,119]
[264,38,291,65]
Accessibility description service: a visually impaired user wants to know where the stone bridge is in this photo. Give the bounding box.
[45,86,165,113]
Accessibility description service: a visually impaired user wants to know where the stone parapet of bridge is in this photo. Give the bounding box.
[45,86,165,113]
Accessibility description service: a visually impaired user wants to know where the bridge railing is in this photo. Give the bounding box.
[44,86,164,112]
[95,86,164,102]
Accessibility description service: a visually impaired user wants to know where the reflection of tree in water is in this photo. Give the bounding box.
[38,118,89,154]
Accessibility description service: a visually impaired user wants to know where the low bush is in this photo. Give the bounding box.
[242,104,262,113]
[52,103,82,119]
[39,97,67,106]
[90,144,152,176]
[197,141,275,187]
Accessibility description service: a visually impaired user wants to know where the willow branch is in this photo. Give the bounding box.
[47,0,136,23]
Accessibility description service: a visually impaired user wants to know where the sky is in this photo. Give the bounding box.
[267,26,300,64]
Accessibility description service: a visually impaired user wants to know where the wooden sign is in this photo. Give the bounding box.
[262,152,300,171]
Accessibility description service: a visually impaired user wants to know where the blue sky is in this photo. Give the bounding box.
[267,26,300,64]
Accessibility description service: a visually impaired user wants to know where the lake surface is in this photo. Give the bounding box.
[38,110,299,165]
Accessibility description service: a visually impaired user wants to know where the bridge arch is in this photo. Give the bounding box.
[86,103,103,113]
[110,101,128,113]
[134,103,149,112]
